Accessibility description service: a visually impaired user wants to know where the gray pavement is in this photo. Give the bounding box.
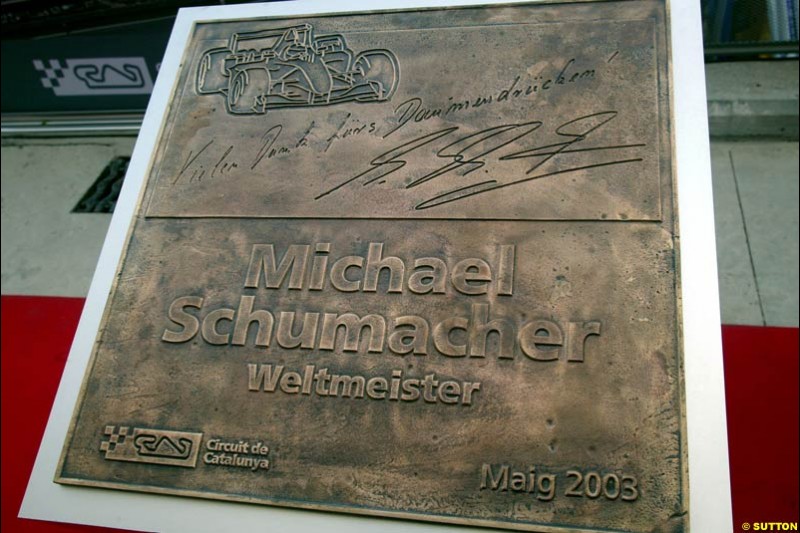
[1,137,132,297]
[706,60,799,139]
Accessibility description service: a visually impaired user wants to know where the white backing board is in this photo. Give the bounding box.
[19,0,733,531]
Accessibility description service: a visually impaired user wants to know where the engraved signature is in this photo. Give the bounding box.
[172,123,314,184]
[315,111,645,210]
[383,56,604,138]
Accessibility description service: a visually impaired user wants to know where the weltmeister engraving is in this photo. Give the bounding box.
[57,2,686,532]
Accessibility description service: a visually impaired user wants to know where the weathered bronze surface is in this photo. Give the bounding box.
[57,2,687,531]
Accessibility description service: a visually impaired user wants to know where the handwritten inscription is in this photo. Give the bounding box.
[170,109,646,215]
[383,57,600,138]
[317,111,645,210]
[143,12,664,223]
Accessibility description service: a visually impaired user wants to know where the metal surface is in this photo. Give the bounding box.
[56,2,687,531]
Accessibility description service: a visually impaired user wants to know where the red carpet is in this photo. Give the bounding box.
[1,296,128,533]
[2,295,798,531]
[723,325,799,525]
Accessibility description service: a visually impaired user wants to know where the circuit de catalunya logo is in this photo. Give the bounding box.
[33,57,154,96]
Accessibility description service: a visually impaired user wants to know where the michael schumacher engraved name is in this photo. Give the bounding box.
[161,242,601,362]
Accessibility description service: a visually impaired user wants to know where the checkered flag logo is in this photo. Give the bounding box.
[100,425,130,453]
[32,59,68,89]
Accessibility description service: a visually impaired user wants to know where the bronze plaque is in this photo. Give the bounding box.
[57,1,688,531]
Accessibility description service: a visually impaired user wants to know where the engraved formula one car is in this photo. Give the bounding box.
[196,24,399,115]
